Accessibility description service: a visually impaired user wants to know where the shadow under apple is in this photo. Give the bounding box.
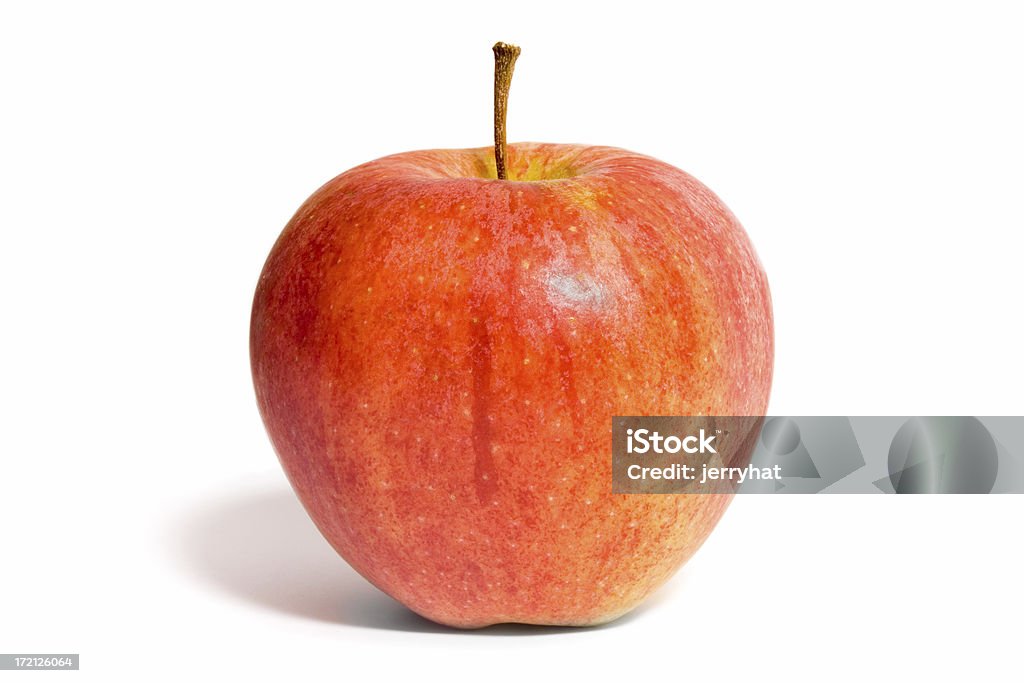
[173,483,677,634]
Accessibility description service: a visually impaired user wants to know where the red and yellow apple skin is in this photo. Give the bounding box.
[250,142,773,628]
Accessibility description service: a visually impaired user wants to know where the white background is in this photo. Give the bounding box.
[2,1,1023,680]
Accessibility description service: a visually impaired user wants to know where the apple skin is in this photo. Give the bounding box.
[250,142,773,628]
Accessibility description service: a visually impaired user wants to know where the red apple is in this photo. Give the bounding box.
[250,44,772,628]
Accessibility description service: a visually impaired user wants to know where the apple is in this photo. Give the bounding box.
[250,43,773,628]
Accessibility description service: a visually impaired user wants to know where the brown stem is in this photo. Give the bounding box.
[492,42,521,180]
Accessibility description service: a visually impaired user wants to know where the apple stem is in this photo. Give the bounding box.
[492,42,521,181]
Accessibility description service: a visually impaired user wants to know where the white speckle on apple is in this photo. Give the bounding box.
[544,272,606,309]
